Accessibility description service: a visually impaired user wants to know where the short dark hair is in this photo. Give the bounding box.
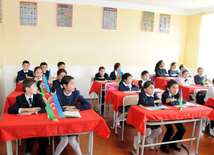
[155,60,163,72]
[166,79,178,89]
[22,60,30,65]
[122,73,132,81]
[170,62,176,67]
[57,61,65,67]
[197,67,203,72]
[143,81,155,89]
[34,66,42,73]
[182,70,189,75]
[61,75,74,87]
[141,70,149,76]
[57,69,67,76]
[114,62,121,71]
[99,66,105,71]
[40,62,48,66]
[22,79,36,92]
[179,64,184,70]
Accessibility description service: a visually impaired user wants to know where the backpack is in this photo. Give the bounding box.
[196,90,207,105]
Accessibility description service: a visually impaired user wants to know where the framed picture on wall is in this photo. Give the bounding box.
[57,4,73,27]
[103,7,117,30]
[159,14,171,33]
[0,0,2,23]
[20,1,37,26]
[143,11,154,32]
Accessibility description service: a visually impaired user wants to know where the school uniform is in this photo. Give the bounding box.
[110,71,123,80]
[51,79,63,93]
[179,77,194,86]
[138,80,148,89]
[8,93,48,155]
[43,70,50,80]
[16,69,34,83]
[161,90,186,151]
[56,89,91,111]
[194,75,207,85]
[155,68,168,77]
[168,69,179,77]
[94,73,111,81]
[35,77,43,92]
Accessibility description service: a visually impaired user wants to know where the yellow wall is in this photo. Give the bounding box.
[0,22,3,68]
[2,0,187,67]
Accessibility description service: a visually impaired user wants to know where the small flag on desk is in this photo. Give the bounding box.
[48,69,53,84]
[178,89,183,110]
[116,69,122,82]
[178,68,182,78]
[202,74,207,86]
[40,76,50,96]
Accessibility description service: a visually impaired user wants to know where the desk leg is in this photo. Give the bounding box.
[16,140,18,155]
[88,132,93,155]
[110,111,116,129]
[52,136,55,155]
[189,120,196,148]
[195,119,202,155]
[6,141,13,155]
[136,132,141,155]
[99,85,102,115]
[115,111,118,135]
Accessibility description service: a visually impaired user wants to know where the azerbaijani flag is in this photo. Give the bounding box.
[52,93,64,118]
[48,69,53,84]
[178,68,182,78]
[178,89,183,110]
[116,69,122,82]
[40,76,50,96]
[202,74,207,86]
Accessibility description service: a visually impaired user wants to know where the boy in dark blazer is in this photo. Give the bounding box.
[194,67,208,85]
[119,73,139,91]
[110,62,123,80]
[16,60,34,83]
[94,66,111,81]
[40,62,50,80]
[168,62,179,77]
[51,69,67,93]
[138,70,150,89]
[8,79,48,155]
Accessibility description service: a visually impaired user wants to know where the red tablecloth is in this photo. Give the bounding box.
[204,98,214,107]
[4,92,52,113]
[0,109,110,142]
[154,77,171,90]
[14,82,23,92]
[127,104,214,136]
[105,90,139,111]
[89,81,109,94]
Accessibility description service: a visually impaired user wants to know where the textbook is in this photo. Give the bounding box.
[139,105,171,111]
[123,90,140,93]
[63,111,81,118]
[174,102,199,108]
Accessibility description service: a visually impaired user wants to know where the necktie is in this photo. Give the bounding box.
[29,98,33,107]
[184,79,188,82]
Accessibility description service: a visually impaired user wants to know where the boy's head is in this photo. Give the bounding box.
[141,70,149,81]
[166,80,179,95]
[57,61,65,69]
[40,62,48,73]
[99,66,105,76]
[122,73,132,84]
[114,62,121,71]
[182,70,189,79]
[22,79,38,94]
[57,69,67,81]
[197,67,204,76]
[34,66,43,79]
[143,81,155,96]
[61,75,75,92]
[22,60,30,71]
[170,62,177,70]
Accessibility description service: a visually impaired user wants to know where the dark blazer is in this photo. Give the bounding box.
[110,71,123,80]
[138,80,147,89]
[56,89,91,111]
[155,68,168,77]
[8,93,46,114]
[16,70,34,83]
[161,90,187,106]
[94,73,111,81]
[168,69,179,77]
[36,80,42,92]
[51,79,62,93]
[194,75,207,85]
[118,81,139,91]
[43,71,50,80]
[138,90,162,106]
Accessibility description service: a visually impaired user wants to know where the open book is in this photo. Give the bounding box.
[123,90,141,93]
[139,104,171,111]
[63,111,81,118]
[174,102,199,108]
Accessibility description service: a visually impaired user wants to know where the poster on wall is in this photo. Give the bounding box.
[57,4,73,27]
[159,14,171,33]
[103,7,117,30]
[20,2,37,26]
[142,11,154,32]
[0,0,2,23]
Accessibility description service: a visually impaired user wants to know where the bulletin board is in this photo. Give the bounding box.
[57,4,73,27]
[20,2,37,26]
[143,11,154,32]
[159,14,171,33]
[103,7,117,30]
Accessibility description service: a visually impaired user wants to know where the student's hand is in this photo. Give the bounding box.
[63,106,78,111]
[154,100,162,104]
[166,98,177,103]
[18,112,35,116]
[98,77,104,79]
[21,107,41,113]
[26,76,33,79]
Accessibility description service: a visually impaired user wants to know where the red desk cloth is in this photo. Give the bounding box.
[89,81,109,94]
[127,104,214,136]
[105,90,139,112]
[154,77,171,90]
[0,109,110,142]
[4,92,52,113]
[204,98,214,107]
[14,82,23,92]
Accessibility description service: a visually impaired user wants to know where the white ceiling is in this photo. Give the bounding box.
[40,0,214,15]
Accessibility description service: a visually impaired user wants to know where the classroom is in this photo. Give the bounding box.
[0,0,214,155]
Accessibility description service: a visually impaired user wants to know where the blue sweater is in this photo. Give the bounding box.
[138,90,162,106]
[155,68,168,77]
[118,81,139,91]
[194,75,207,85]
[161,90,187,106]
[168,69,179,77]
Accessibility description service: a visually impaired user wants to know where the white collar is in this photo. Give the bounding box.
[25,94,33,101]
[34,77,43,81]
[169,92,174,97]
[145,92,154,97]
[123,81,129,87]
[63,91,72,96]
[23,70,29,73]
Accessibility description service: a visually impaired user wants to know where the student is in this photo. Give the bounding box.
[94,66,111,81]
[51,69,67,93]
[160,80,187,153]
[138,70,150,89]
[40,62,50,80]
[34,66,43,92]
[155,60,169,77]
[179,64,191,77]
[55,76,91,155]
[136,81,162,150]
[168,62,179,77]
[8,79,48,155]
[179,70,194,86]
[194,67,208,85]
[110,62,123,80]
[16,60,34,83]
[53,61,66,79]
